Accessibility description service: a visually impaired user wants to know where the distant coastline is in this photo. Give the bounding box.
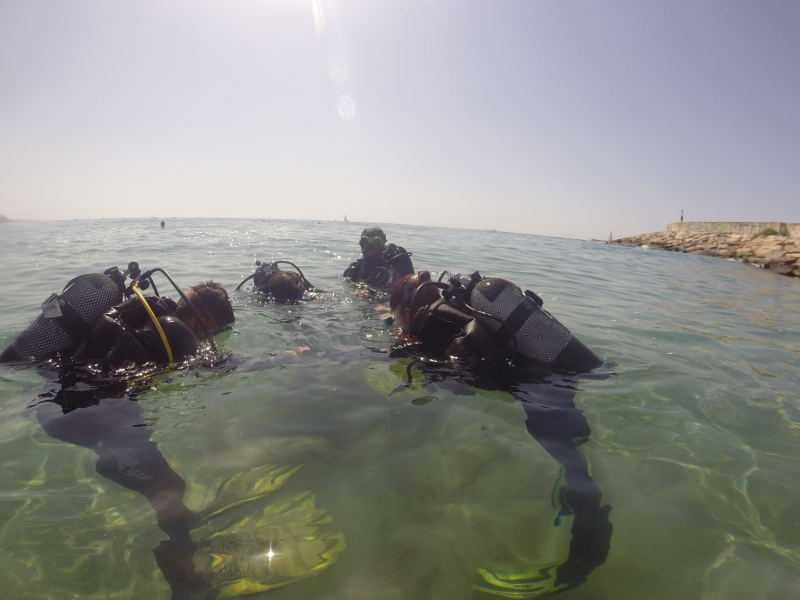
[0,215,11,223]
[609,222,800,278]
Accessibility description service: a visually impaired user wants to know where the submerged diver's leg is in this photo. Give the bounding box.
[35,398,210,599]
[513,383,612,589]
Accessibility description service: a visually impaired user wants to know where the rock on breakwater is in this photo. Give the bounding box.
[609,230,800,278]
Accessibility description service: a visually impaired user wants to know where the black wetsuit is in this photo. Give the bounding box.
[343,243,414,290]
[391,297,612,594]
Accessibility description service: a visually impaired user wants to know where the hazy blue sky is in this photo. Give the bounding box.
[1,0,798,239]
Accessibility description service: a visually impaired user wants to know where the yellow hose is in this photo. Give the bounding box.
[132,282,174,364]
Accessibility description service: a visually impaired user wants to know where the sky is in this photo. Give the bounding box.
[1,0,798,239]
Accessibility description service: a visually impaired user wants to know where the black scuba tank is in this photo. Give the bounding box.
[468,277,602,371]
[0,273,122,362]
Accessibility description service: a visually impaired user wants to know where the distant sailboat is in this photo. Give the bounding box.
[344,215,348,222]
[608,231,613,242]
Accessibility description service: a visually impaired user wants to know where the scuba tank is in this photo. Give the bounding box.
[446,273,602,371]
[0,262,162,363]
[0,273,123,362]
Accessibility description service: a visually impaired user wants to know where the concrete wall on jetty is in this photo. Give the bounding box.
[667,222,800,237]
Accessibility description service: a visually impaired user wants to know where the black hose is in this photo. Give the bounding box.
[272,261,314,290]
[237,260,315,292]
[235,273,256,291]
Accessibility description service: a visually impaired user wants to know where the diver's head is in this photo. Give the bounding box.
[359,225,386,260]
[177,281,235,338]
[266,270,306,303]
[389,270,439,331]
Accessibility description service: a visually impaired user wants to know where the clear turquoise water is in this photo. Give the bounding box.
[1,218,799,599]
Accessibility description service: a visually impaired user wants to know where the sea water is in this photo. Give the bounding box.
[0,217,799,600]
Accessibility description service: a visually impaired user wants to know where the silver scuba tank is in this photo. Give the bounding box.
[1,273,122,361]
[468,277,601,368]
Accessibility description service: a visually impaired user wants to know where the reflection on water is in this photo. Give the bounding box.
[196,489,346,598]
[0,218,799,599]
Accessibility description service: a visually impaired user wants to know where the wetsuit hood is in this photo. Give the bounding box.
[360,226,386,241]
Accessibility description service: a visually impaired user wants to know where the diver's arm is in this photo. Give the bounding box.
[343,259,361,280]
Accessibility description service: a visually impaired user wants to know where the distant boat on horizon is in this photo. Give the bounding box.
[344,215,348,222]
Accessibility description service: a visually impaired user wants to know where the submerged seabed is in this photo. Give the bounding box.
[0,218,799,600]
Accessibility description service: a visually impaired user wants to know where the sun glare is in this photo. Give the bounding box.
[337,95,356,120]
[312,0,325,34]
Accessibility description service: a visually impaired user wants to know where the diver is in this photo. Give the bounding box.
[0,263,233,366]
[343,226,414,291]
[389,270,603,372]
[386,270,612,596]
[72,279,234,370]
[27,267,345,598]
[236,260,316,303]
[4,267,241,598]
[4,267,346,599]
[8,266,345,598]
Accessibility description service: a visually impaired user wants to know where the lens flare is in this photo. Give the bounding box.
[328,53,348,85]
[337,95,355,120]
[312,0,325,34]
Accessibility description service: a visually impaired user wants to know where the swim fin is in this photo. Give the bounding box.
[549,467,573,526]
[473,563,568,598]
[198,464,304,522]
[195,490,347,599]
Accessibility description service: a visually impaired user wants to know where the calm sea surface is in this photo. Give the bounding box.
[1,218,799,600]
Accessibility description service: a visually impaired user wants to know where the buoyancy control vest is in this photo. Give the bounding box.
[408,298,505,363]
[0,273,122,362]
[466,276,602,371]
[73,296,199,368]
[344,244,414,290]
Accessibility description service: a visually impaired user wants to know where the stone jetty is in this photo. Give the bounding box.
[609,223,800,278]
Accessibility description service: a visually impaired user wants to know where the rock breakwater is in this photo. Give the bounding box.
[609,230,800,278]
